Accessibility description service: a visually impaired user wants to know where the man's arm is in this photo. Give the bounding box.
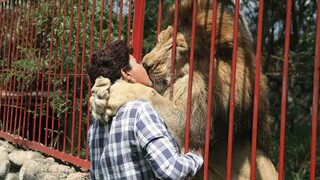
[134,101,203,179]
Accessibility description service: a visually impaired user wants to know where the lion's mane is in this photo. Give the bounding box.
[142,0,272,153]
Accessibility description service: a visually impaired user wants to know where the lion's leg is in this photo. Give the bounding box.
[200,143,278,180]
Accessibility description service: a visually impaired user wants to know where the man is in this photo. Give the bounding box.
[87,40,203,180]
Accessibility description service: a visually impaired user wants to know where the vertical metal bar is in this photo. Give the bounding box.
[156,0,162,38]
[68,0,75,53]
[118,0,123,40]
[38,0,52,144]
[64,0,75,152]
[7,1,15,134]
[78,0,89,157]
[184,0,197,153]
[51,0,63,148]
[204,1,218,179]
[226,0,240,178]
[6,0,15,134]
[169,0,179,100]
[132,0,146,62]
[54,0,63,150]
[250,0,264,179]
[9,0,19,137]
[17,0,28,139]
[45,0,57,147]
[13,0,24,139]
[71,0,82,155]
[107,0,113,44]
[278,0,292,179]
[32,5,40,142]
[22,0,34,140]
[0,2,6,131]
[99,0,104,47]
[1,1,9,132]
[58,0,68,150]
[86,0,97,160]
[310,1,320,179]
[126,0,132,45]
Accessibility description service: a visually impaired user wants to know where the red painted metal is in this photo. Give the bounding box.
[250,0,264,179]
[107,0,113,44]
[204,1,218,179]
[33,18,40,142]
[184,0,197,153]
[157,0,163,38]
[126,0,132,45]
[278,0,292,179]
[227,0,240,179]
[68,0,75,52]
[45,0,57,147]
[78,0,89,157]
[99,0,105,47]
[310,2,320,179]
[169,0,179,101]
[132,0,146,62]
[1,1,9,133]
[9,2,18,138]
[118,0,123,40]
[0,131,90,169]
[39,0,52,144]
[12,1,23,139]
[87,0,97,160]
[25,0,35,141]
[71,0,82,155]
[0,3,6,125]
[5,0,15,134]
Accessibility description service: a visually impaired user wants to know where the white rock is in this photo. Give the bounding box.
[4,173,19,180]
[8,150,44,167]
[19,159,49,180]
[66,172,90,180]
[0,148,9,179]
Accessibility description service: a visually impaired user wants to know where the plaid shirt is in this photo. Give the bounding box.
[88,100,203,180]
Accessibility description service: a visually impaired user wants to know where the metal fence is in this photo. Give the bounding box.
[0,0,319,179]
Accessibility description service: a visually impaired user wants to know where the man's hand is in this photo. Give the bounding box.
[90,76,111,123]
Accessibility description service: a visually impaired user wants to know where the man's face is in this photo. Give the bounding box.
[126,55,153,87]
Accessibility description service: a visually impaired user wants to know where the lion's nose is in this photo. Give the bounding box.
[142,62,151,74]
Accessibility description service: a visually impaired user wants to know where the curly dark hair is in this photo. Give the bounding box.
[88,40,132,84]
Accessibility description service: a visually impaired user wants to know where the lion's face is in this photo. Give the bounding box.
[142,26,189,94]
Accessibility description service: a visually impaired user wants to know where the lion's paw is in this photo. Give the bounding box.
[90,76,112,123]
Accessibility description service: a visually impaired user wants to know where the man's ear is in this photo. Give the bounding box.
[121,69,135,83]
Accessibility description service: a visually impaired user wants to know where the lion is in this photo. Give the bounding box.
[91,0,278,179]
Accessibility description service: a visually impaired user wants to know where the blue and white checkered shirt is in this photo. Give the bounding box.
[88,100,203,180]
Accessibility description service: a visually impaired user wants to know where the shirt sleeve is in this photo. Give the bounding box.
[134,101,203,179]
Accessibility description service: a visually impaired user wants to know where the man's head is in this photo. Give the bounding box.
[88,40,130,84]
[88,40,152,87]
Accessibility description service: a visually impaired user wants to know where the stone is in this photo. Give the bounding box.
[8,150,44,168]
[66,172,90,180]
[4,173,19,180]
[0,141,15,153]
[48,164,76,179]
[37,173,58,180]
[19,159,49,180]
[0,148,9,179]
